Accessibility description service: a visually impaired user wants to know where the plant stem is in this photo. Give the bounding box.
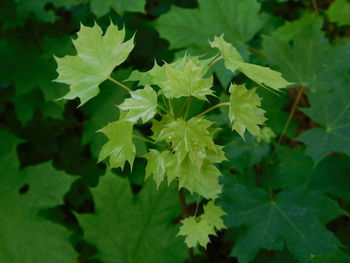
[247,46,265,57]
[132,135,164,147]
[179,188,194,263]
[108,76,132,92]
[177,97,191,118]
[196,102,230,118]
[311,0,319,16]
[276,86,305,145]
[184,97,192,120]
[209,56,223,67]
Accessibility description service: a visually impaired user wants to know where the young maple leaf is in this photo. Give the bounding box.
[98,120,135,169]
[178,201,227,248]
[118,86,158,123]
[228,84,266,138]
[157,117,217,168]
[210,34,293,91]
[55,22,134,106]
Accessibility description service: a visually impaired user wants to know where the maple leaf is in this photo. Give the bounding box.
[77,171,187,263]
[219,182,345,263]
[89,0,145,17]
[118,86,158,123]
[155,0,264,54]
[297,86,350,163]
[0,137,76,262]
[201,201,227,231]
[210,35,292,91]
[98,120,136,169]
[55,22,134,106]
[167,156,222,199]
[127,60,167,87]
[178,201,226,248]
[228,84,266,138]
[143,149,172,188]
[178,217,215,248]
[161,56,214,100]
[157,117,217,168]
[327,0,350,26]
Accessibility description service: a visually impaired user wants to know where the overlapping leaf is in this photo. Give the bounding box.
[210,35,292,91]
[228,84,266,138]
[327,0,350,26]
[55,22,134,105]
[98,120,135,169]
[297,85,350,163]
[157,117,217,168]
[0,133,77,263]
[178,201,226,248]
[89,0,145,17]
[77,171,187,263]
[219,182,345,263]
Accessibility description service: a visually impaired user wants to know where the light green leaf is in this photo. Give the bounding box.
[167,156,222,199]
[119,86,158,123]
[210,35,292,91]
[98,120,135,169]
[201,201,227,231]
[178,201,226,248]
[209,34,243,72]
[327,0,350,26]
[77,171,187,263]
[143,149,172,188]
[0,146,77,262]
[220,183,344,263]
[90,0,145,17]
[229,84,266,138]
[161,56,214,100]
[178,217,215,248]
[55,22,134,106]
[151,114,175,140]
[126,60,167,87]
[158,117,217,168]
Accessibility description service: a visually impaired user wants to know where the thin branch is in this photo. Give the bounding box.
[209,56,223,67]
[184,97,192,120]
[311,0,320,16]
[132,135,164,147]
[177,97,191,118]
[108,76,132,92]
[195,102,230,118]
[247,46,265,57]
[277,86,305,145]
[179,188,194,263]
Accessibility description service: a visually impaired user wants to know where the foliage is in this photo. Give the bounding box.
[1,0,350,262]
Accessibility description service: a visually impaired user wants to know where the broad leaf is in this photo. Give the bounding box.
[219,183,344,263]
[201,201,227,231]
[210,35,292,91]
[158,117,217,168]
[89,0,145,17]
[119,86,158,123]
[228,84,266,138]
[155,0,265,54]
[77,171,187,263]
[161,56,214,100]
[143,149,171,188]
[0,145,76,262]
[327,0,350,26]
[127,60,167,87]
[55,22,134,105]
[297,86,350,163]
[178,217,215,248]
[178,201,226,248]
[98,120,135,169]
[167,156,222,199]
